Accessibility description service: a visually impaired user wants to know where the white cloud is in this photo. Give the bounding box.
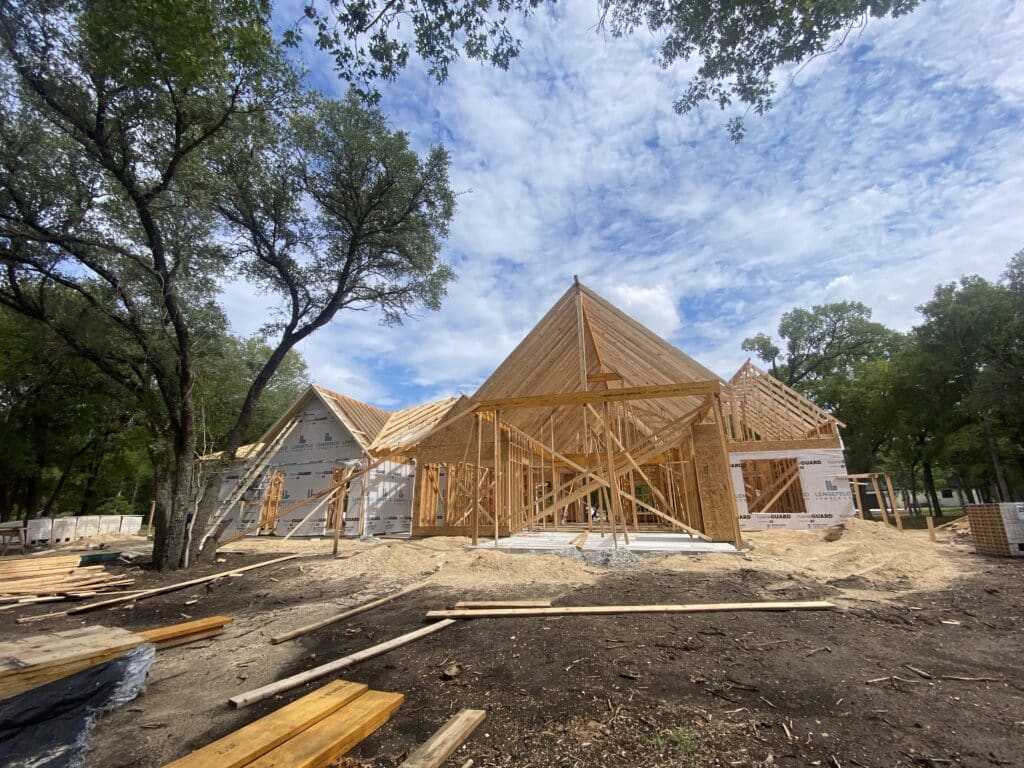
[224,0,1024,408]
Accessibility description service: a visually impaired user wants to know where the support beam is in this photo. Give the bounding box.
[472,381,721,412]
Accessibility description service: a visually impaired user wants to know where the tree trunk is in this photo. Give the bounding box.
[77,435,110,516]
[922,460,942,518]
[980,413,1010,501]
[150,415,197,572]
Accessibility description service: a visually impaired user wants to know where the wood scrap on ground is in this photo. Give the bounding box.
[426,600,836,620]
[165,679,402,768]
[270,583,425,644]
[399,709,486,768]
[231,620,455,708]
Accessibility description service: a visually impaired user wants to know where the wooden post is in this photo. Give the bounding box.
[549,416,557,528]
[357,455,370,538]
[925,514,936,541]
[851,479,866,519]
[493,410,501,546]
[602,402,628,546]
[473,415,481,545]
[869,474,890,527]
[146,499,156,538]
[884,473,904,530]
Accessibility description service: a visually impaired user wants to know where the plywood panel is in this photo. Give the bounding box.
[691,423,740,543]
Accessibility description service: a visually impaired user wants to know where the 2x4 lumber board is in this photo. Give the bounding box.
[151,628,225,650]
[453,600,553,609]
[138,616,233,645]
[230,620,456,708]
[270,584,426,644]
[28,555,304,621]
[472,381,722,412]
[247,690,404,768]
[399,709,487,768]
[162,680,369,768]
[426,600,836,620]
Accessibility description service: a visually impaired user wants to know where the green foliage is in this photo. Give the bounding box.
[747,251,1024,505]
[650,727,698,755]
[295,0,924,136]
[742,301,900,406]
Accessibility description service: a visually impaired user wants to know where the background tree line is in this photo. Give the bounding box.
[743,251,1024,515]
[0,301,309,525]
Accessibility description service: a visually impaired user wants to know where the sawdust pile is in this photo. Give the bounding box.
[743,518,964,589]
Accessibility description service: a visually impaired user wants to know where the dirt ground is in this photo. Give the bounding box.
[3,519,1021,768]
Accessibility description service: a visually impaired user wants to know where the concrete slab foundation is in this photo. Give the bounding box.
[471,531,738,555]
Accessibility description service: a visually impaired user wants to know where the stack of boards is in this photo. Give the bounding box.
[163,679,403,768]
[0,553,134,609]
[0,616,232,701]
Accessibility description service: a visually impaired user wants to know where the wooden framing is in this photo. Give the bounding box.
[841,472,904,529]
[382,281,846,548]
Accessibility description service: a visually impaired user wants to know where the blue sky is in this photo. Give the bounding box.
[224,0,1024,409]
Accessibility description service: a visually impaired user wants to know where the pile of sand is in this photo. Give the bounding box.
[742,518,965,589]
[307,536,601,592]
[232,518,966,597]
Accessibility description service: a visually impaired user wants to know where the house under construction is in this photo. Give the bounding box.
[364,279,855,547]
[203,279,854,548]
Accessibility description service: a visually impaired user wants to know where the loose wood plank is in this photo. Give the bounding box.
[270,584,424,644]
[138,616,232,645]
[399,709,486,768]
[231,620,455,708]
[162,680,368,768]
[246,690,404,768]
[426,600,836,620]
[452,600,552,609]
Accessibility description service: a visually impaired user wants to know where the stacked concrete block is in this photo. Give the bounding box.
[969,503,1024,557]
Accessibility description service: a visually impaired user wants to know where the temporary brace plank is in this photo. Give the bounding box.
[425,600,836,619]
[246,690,404,768]
[398,708,487,768]
[231,620,456,708]
[472,381,721,412]
[270,584,425,644]
[162,680,369,768]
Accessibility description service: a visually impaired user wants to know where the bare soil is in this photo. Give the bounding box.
[2,521,1021,768]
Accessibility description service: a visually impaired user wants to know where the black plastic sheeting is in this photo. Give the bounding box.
[0,644,155,768]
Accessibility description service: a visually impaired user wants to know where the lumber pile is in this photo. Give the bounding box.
[16,553,303,623]
[164,679,403,768]
[0,616,232,701]
[0,553,135,610]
